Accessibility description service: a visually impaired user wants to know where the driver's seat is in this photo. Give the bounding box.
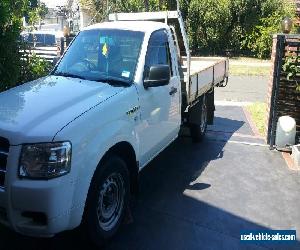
[107,45,123,77]
[98,44,123,77]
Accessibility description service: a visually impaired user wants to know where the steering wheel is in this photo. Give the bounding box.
[82,59,96,71]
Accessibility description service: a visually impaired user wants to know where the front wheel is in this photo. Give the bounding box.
[84,155,130,247]
[190,95,208,142]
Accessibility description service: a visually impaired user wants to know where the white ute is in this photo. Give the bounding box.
[0,6,228,246]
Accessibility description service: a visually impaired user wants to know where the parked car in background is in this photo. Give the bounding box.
[21,30,63,47]
[20,30,64,62]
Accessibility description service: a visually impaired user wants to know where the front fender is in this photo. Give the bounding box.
[52,86,139,229]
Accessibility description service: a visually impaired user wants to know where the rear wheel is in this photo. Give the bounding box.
[190,95,208,142]
[84,155,129,247]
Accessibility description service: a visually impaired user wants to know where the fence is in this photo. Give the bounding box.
[20,35,75,63]
[57,36,76,57]
[266,34,300,148]
[20,46,57,62]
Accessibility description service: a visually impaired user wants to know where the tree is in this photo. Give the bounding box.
[28,2,48,27]
[80,0,294,58]
[0,0,50,92]
[186,0,231,54]
[0,0,27,91]
[79,0,168,23]
[241,0,295,58]
[184,0,294,57]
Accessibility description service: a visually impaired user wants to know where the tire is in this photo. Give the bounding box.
[84,155,130,247]
[190,95,208,143]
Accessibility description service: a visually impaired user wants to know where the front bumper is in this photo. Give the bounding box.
[0,145,79,237]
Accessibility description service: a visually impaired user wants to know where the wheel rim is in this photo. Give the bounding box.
[97,173,125,231]
[200,97,207,133]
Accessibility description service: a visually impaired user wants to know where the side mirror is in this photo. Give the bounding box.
[143,65,170,88]
[52,56,60,66]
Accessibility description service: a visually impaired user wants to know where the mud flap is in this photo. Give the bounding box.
[207,88,215,125]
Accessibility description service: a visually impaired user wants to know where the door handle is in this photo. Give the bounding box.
[169,87,177,96]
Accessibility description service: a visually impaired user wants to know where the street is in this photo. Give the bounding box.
[215,76,269,103]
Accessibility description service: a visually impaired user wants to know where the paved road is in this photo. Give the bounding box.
[215,76,269,102]
[1,106,299,250]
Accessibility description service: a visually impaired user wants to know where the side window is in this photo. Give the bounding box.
[144,30,173,80]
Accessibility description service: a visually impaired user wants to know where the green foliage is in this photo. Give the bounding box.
[242,14,282,59]
[80,0,294,58]
[187,0,231,54]
[28,2,48,27]
[0,0,50,92]
[20,53,52,84]
[282,55,300,92]
[241,1,294,59]
[0,0,27,91]
[80,0,168,22]
[185,0,294,57]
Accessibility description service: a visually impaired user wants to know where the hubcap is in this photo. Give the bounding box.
[97,173,125,231]
[200,97,207,133]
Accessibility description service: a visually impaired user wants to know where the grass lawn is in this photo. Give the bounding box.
[230,65,271,76]
[246,102,267,136]
[229,56,271,63]
[229,57,271,76]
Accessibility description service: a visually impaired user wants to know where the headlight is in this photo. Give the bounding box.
[19,142,72,179]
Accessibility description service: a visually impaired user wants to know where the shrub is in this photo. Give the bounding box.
[20,52,52,84]
[0,0,25,92]
[0,0,51,92]
[282,54,300,92]
[242,1,295,59]
[242,14,283,59]
[186,0,231,54]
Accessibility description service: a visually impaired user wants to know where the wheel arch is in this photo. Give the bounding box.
[80,141,139,229]
[100,141,139,195]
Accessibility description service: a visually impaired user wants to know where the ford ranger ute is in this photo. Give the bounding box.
[0,7,228,246]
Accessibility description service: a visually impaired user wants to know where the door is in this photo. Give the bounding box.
[136,29,181,167]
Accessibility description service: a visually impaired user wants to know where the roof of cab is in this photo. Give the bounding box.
[82,21,169,33]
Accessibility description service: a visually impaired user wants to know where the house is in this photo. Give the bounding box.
[38,0,91,33]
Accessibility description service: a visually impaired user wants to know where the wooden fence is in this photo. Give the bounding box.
[266,34,300,147]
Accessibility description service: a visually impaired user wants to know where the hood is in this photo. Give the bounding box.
[0,76,124,145]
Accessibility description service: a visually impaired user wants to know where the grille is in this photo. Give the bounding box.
[0,137,9,189]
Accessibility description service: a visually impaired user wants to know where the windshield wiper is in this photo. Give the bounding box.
[94,76,131,87]
[53,71,86,80]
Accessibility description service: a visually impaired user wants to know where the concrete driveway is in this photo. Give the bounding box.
[0,106,299,250]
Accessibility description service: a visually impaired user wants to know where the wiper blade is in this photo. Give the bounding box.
[53,71,86,80]
[95,77,130,87]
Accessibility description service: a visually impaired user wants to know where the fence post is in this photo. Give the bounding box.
[56,37,65,57]
[266,34,285,148]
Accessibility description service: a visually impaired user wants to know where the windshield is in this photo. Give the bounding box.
[53,29,144,84]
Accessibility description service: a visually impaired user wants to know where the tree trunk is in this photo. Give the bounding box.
[145,0,149,11]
